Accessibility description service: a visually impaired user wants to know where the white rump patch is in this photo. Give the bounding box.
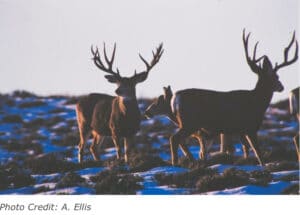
[289,92,298,114]
[171,94,180,114]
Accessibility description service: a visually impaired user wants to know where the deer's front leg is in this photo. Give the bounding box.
[245,133,264,166]
[240,135,249,158]
[220,134,235,155]
[124,137,133,163]
[293,133,299,161]
[170,129,190,165]
[112,136,122,160]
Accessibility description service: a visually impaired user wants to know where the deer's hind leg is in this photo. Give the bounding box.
[240,135,250,158]
[179,139,195,162]
[78,125,91,163]
[193,133,207,160]
[293,133,299,161]
[90,131,104,161]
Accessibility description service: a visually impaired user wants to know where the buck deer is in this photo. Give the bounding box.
[289,87,299,160]
[144,86,235,161]
[161,30,298,166]
[76,43,164,163]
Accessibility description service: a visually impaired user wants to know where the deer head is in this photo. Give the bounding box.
[145,85,173,119]
[91,43,164,100]
[243,29,298,92]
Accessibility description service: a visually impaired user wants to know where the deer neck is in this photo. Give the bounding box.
[117,96,139,115]
[165,111,178,125]
[253,78,274,112]
[167,95,180,125]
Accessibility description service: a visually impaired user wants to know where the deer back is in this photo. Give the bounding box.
[172,88,264,133]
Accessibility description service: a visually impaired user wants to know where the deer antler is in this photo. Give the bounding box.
[91,43,120,78]
[274,31,298,73]
[138,43,164,74]
[243,29,266,73]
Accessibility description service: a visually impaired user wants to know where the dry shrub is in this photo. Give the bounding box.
[91,170,143,194]
[55,172,85,188]
[155,166,216,188]
[2,114,23,123]
[24,153,78,174]
[19,101,46,108]
[195,168,250,193]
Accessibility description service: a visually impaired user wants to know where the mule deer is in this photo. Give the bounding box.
[165,30,298,166]
[76,43,164,163]
[144,86,235,161]
[289,87,299,160]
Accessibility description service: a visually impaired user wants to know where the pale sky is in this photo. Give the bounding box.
[0,0,299,102]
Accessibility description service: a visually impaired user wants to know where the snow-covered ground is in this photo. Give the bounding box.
[0,92,299,194]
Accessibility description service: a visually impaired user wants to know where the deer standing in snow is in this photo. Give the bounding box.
[76,43,163,163]
[149,30,297,166]
[144,86,235,161]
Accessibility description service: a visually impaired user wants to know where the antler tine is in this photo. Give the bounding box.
[91,43,120,77]
[242,29,265,73]
[242,29,251,61]
[139,43,164,73]
[139,54,150,70]
[103,43,116,70]
[253,42,266,63]
[274,31,298,72]
[91,45,105,68]
[253,42,258,61]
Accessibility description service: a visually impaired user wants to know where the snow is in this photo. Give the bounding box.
[135,166,189,195]
[41,186,95,195]
[271,170,299,180]
[0,95,298,195]
[0,186,36,195]
[209,164,264,173]
[76,167,106,180]
[32,173,63,184]
[205,181,298,195]
[51,122,68,130]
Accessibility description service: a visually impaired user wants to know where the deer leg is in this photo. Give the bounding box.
[170,129,190,165]
[293,133,299,161]
[78,127,90,163]
[245,133,264,166]
[90,133,103,161]
[112,136,122,160]
[179,141,195,161]
[220,134,235,155]
[220,133,226,153]
[124,137,133,163]
[193,134,207,160]
[240,135,249,158]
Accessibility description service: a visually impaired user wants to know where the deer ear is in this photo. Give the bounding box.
[132,71,149,84]
[164,85,172,99]
[167,85,172,92]
[104,75,119,83]
[163,85,171,91]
